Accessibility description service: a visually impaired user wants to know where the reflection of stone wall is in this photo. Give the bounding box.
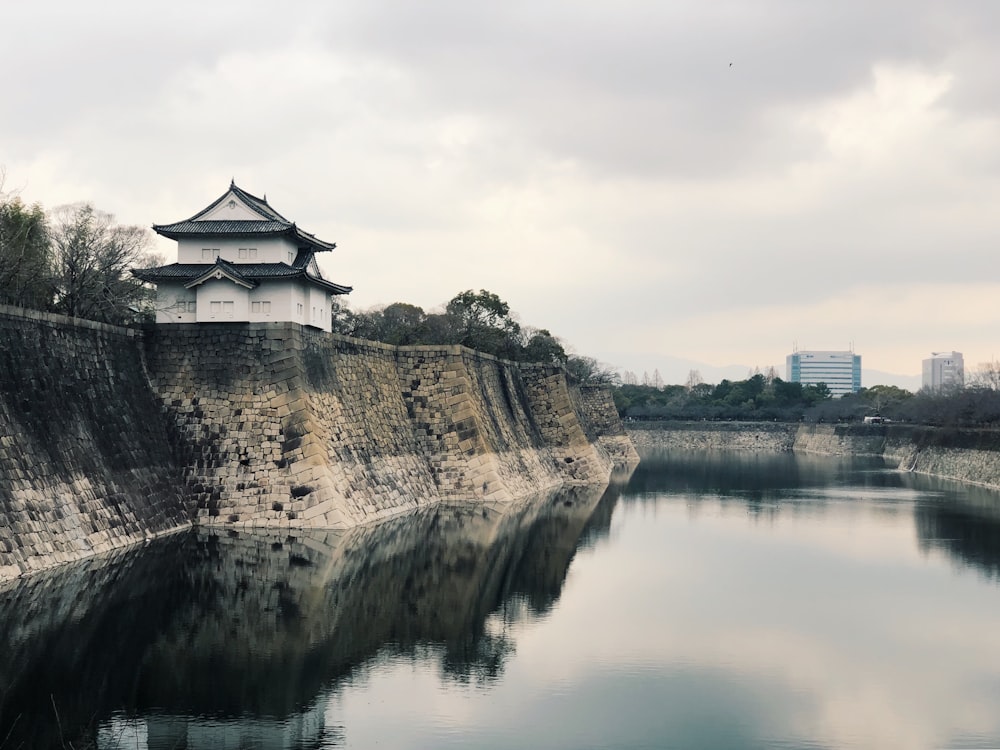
[0,533,192,749]
[0,483,614,747]
[0,305,188,580]
[145,324,625,528]
[134,485,610,717]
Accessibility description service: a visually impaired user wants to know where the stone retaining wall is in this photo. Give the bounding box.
[142,323,626,529]
[629,421,1000,491]
[628,422,797,452]
[577,386,641,466]
[0,309,632,581]
[0,305,189,580]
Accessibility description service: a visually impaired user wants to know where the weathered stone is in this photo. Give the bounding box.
[0,310,634,582]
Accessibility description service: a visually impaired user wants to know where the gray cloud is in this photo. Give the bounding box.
[4,0,1000,380]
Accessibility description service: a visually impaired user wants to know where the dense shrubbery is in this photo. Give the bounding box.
[332,290,618,380]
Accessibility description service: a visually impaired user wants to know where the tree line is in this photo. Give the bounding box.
[614,370,1000,426]
[1,178,157,324]
[329,289,619,380]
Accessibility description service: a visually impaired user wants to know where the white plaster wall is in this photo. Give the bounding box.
[306,286,332,332]
[177,236,299,265]
[154,279,325,327]
[155,282,198,324]
[287,282,308,325]
[197,193,265,221]
[195,279,251,323]
[248,283,295,324]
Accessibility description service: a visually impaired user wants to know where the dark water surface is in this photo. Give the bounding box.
[3,450,1000,749]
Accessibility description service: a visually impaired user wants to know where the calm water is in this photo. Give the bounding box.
[3,450,1000,749]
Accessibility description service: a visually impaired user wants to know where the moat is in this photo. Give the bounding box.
[3,449,1000,749]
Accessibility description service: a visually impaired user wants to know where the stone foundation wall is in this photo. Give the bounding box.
[628,422,797,452]
[143,323,623,529]
[577,385,641,466]
[0,310,632,582]
[0,305,189,580]
[629,421,1000,491]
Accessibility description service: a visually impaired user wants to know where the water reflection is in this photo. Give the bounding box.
[6,451,1000,750]
[631,448,1000,582]
[0,482,620,749]
[908,475,1000,581]
[627,448,893,498]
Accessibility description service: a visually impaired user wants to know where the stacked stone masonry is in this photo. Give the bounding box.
[0,308,633,582]
[144,324,628,529]
[630,421,1000,491]
[0,305,189,580]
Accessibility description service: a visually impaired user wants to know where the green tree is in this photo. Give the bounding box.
[445,289,523,359]
[802,382,832,405]
[523,328,567,364]
[0,195,51,309]
[380,302,428,345]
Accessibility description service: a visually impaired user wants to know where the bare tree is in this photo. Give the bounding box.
[970,360,1000,390]
[49,203,156,324]
[685,369,704,391]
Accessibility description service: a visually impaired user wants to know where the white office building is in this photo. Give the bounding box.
[786,350,862,397]
[922,352,964,391]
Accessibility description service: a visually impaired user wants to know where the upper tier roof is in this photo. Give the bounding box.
[153,182,337,252]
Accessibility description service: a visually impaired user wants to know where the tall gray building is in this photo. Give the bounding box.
[922,352,964,391]
[786,350,862,397]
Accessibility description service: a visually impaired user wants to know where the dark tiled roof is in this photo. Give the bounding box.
[152,220,291,236]
[133,261,352,295]
[152,182,337,252]
[229,183,289,222]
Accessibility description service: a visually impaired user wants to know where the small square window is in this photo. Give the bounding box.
[187,301,197,312]
[210,301,221,313]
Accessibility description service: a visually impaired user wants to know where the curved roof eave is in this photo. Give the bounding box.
[152,222,337,252]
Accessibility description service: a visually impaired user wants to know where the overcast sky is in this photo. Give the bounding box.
[3,1,1000,385]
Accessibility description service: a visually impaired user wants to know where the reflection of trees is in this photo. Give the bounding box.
[625,450,889,500]
[913,484,1000,580]
[0,484,611,746]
